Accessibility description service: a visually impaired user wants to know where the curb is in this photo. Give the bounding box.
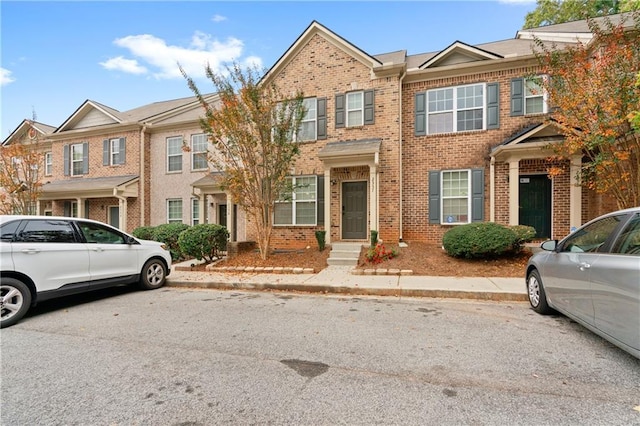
[165,279,528,302]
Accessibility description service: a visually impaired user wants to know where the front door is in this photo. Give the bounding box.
[218,204,227,227]
[342,181,367,240]
[519,175,551,239]
[108,206,120,229]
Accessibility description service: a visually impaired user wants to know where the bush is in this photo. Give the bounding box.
[366,243,398,264]
[314,230,326,251]
[132,226,155,241]
[370,230,378,248]
[442,222,518,259]
[152,223,190,261]
[178,224,229,262]
[509,225,536,248]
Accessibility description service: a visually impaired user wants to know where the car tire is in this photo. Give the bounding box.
[138,258,167,290]
[1,278,32,328]
[527,269,552,314]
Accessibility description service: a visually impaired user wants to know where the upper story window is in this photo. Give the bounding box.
[102,137,126,166]
[511,76,548,116]
[415,83,499,136]
[191,134,208,171]
[297,98,317,141]
[63,142,88,176]
[44,152,52,176]
[335,90,374,129]
[167,136,183,173]
[274,175,317,226]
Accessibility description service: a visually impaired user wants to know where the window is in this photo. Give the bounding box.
[612,214,640,255]
[346,92,364,127]
[191,198,200,225]
[429,169,484,225]
[297,98,317,141]
[524,77,547,115]
[79,222,126,244]
[427,83,484,134]
[561,215,623,253]
[511,76,548,116]
[70,202,78,218]
[103,138,125,165]
[44,152,52,176]
[167,137,183,172]
[274,176,317,226]
[441,171,470,224]
[191,134,208,170]
[167,199,183,223]
[71,144,84,176]
[16,220,77,243]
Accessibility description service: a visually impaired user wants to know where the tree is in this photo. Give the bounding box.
[523,0,639,28]
[534,13,640,209]
[0,123,44,215]
[182,63,305,260]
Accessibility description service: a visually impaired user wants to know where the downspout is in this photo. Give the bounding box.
[398,69,407,243]
[113,187,128,231]
[139,124,147,226]
[490,155,495,222]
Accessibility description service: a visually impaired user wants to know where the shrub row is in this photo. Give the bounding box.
[442,222,536,259]
[132,223,229,262]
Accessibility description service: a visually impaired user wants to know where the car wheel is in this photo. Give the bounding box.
[1,278,32,328]
[139,259,167,290]
[527,269,552,314]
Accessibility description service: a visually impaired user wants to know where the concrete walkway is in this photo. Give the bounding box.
[167,264,528,302]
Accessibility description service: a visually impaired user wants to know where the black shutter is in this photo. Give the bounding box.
[64,201,71,217]
[82,142,89,174]
[317,98,327,140]
[364,89,374,125]
[471,168,485,222]
[429,171,440,224]
[486,83,499,129]
[415,92,426,136]
[510,78,524,116]
[316,175,324,226]
[335,93,345,128]
[84,200,90,219]
[119,137,126,164]
[63,144,70,176]
[103,139,109,165]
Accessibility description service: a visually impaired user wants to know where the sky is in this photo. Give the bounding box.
[0,0,538,139]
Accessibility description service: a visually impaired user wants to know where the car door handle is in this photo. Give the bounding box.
[21,248,40,254]
[578,262,591,271]
[91,247,104,252]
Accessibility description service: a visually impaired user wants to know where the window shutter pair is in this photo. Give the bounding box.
[415,84,500,135]
[103,138,126,165]
[335,90,374,128]
[63,142,89,175]
[428,169,485,224]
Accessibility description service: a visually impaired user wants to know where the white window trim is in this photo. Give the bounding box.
[191,134,208,171]
[296,97,317,141]
[167,198,183,224]
[109,138,120,165]
[167,137,183,173]
[427,83,486,135]
[274,175,318,226]
[44,152,52,176]
[71,143,83,176]
[346,92,364,127]
[440,169,472,225]
[524,76,549,115]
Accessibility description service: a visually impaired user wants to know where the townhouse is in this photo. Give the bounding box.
[3,13,631,248]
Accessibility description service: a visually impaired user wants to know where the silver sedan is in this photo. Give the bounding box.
[526,207,640,359]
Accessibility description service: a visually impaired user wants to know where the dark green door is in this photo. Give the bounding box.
[218,204,227,227]
[519,175,551,238]
[342,181,367,240]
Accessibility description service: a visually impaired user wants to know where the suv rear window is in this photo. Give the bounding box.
[15,220,78,243]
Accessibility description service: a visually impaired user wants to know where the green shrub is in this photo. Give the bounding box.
[370,230,378,248]
[178,224,229,262]
[132,226,155,241]
[442,222,518,259]
[509,225,536,248]
[314,230,326,251]
[152,223,190,261]
[366,243,398,264]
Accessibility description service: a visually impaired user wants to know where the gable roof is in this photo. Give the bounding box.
[418,41,503,69]
[2,119,57,146]
[262,20,385,83]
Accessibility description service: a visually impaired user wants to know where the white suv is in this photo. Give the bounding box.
[0,215,172,328]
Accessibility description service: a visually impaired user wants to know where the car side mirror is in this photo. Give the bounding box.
[540,240,558,252]
[125,235,137,245]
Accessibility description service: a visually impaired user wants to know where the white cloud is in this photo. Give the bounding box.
[103,31,261,80]
[1,68,16,86]
[212,14,227,23]
[99,56,148,74]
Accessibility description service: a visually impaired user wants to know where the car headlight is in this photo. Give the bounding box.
[160,244,168,251]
